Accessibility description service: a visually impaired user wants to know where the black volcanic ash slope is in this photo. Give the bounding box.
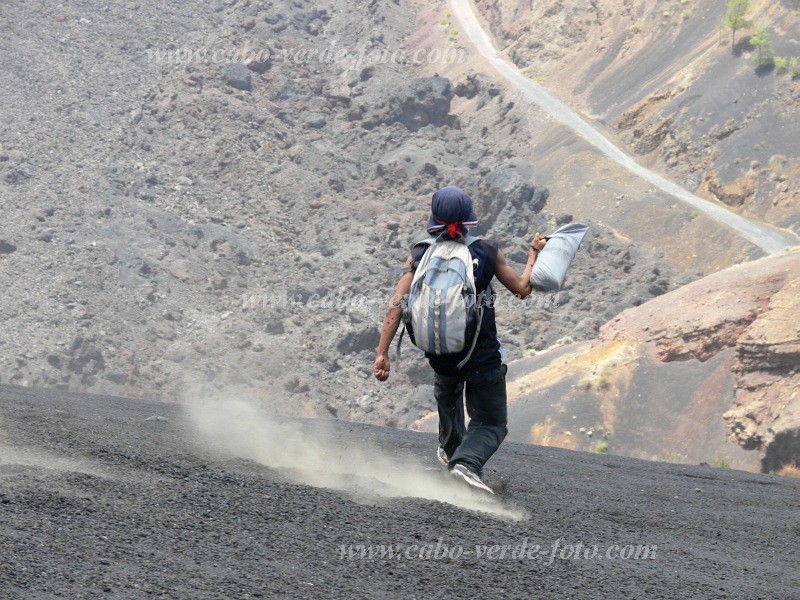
[1,384,798,599]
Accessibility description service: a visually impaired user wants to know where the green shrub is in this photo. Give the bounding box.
[769,154,787,171]
[750,26,774,68]
[594,442,608,454]
[774,56,788,74]
[712,456,732,469]
[790,57,800,78]
[595,367,612,389]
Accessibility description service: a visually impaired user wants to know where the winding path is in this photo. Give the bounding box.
[449,0,799,254]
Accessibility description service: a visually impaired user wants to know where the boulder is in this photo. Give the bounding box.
[222,63,252,91]
[454,74,480,99]
[337,327,381,355]
[486,169,534,206]
[479,168,548,239]
[362,75,454,130]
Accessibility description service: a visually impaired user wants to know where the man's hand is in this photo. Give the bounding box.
[496,232,548,299]
[373,352,391,382]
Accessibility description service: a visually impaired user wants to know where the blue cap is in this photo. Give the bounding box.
[426,186,478,236]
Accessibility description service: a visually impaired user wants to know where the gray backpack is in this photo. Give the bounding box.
[400,236,483,370]
[530,223,588,291]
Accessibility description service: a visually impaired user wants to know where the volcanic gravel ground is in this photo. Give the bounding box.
[1,384,798,599]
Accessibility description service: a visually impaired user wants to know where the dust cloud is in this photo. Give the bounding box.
[0,413,100,478]
[187,397,528,521]
[0,442,105,478]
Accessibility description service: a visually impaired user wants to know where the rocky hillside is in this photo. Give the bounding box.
[416,248,800,472]
[476,0,800,233]
[0,0,696,427]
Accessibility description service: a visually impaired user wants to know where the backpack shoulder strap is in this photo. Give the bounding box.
[414,237,436,247]
[464,235,482,246]
[426,234,482,246]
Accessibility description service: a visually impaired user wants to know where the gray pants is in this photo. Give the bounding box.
[434,365,508,476]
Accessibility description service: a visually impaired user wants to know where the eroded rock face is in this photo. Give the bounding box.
[724,277,800,469]
[599,251,800,470]
[652,311,759,363]
[703,171,756,208]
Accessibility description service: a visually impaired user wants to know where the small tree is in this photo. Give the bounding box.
[750,26,774,68]
[726,0,752,48]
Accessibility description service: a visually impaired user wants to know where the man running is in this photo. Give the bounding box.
[373,185,546,492]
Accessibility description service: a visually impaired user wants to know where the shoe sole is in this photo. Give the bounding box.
[437,448,449,467]
[451,467,494,495]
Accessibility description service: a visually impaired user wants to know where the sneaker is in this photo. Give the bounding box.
[450,463,494,494]
[436,446,449,467]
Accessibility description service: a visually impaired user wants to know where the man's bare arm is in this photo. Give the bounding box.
[494,233,546,299]
[373,256,414,381]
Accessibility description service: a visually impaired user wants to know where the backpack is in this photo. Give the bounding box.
[399,235,484,370]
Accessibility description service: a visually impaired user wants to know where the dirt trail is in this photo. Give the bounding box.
[450,0,799,255]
